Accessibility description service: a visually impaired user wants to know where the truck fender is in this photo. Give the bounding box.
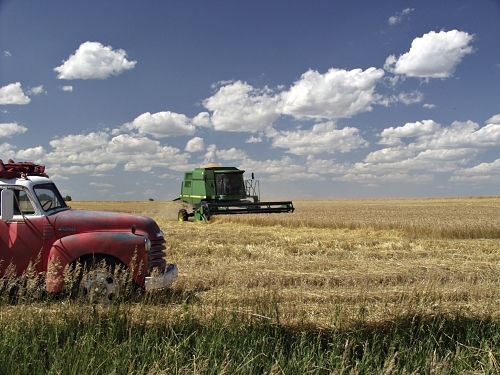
[45,232,149,293]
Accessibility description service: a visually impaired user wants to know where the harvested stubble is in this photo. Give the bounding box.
[0,197,498,374]
[67,197,500,328]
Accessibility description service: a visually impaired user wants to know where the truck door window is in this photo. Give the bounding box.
[0,188,36,216]
[15,189,35,215]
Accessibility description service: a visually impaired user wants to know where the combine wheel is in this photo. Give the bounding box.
[77,256,130,303]
[178,209,189,222]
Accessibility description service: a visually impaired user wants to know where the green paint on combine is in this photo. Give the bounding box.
[176,165,294,222]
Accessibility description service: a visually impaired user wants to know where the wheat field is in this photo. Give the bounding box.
[69,196,500,328]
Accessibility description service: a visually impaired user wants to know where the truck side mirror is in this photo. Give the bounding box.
[1,189,14,220]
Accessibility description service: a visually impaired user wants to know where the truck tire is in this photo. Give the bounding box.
[78,256,131,303]
[178,209,189,222]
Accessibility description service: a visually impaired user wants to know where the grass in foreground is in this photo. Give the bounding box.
[0,299,499,374]
[0,197,498,373]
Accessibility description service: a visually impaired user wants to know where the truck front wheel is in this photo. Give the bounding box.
[78,256,131,303]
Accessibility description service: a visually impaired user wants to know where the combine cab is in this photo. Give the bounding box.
[176,165,294,221]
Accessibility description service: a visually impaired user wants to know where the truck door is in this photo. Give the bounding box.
[0,188,46,277]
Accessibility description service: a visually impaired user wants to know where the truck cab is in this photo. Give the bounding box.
[0,160,177,301]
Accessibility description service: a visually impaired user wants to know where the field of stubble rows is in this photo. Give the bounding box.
[0,196,498,374]
[71,196,500,327]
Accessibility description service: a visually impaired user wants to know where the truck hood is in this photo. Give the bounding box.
[48,208,163,239]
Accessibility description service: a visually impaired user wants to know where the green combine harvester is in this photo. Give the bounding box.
[176,164,294,221]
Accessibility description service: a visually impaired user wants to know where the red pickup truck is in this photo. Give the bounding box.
[0,160,177,302]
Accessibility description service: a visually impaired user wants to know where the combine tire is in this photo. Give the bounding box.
[178,209,189,222]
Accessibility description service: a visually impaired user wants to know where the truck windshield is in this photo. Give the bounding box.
[34,183,68,212]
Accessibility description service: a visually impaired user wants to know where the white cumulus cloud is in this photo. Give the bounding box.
[0,82,31,105]
[384,30,474,78]
[49,131,110,153]
[486,114,500,125]
[451,159,500,183]
[0,122,28,137]
[424,121,500,149]
[272,121,368,155]
[203,81,280,132]
[397,91,424,105]
[45,130,189,176]
[201,144,248,164]
[379,119,440,146]
[123,111,196,138]
[280,67,384,120]
[0,143,17,157]
[15,146,45,161]
[361,119,500,181]
[27,85,45,96]
[54,41,137,80]
[185,137,205,152]
[388,8,414,25]
[107,134,159,155]
[379,120,500,150]
[191,112,212,128]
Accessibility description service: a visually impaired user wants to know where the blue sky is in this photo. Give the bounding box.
[1,0,499,200]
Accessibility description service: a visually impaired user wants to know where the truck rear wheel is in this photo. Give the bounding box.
[78,256,131,303]
[178,209,188,222]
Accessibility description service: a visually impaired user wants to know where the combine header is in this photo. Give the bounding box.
[176,164,294,221]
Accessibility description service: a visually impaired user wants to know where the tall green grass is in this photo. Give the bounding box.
[0,298,498,374]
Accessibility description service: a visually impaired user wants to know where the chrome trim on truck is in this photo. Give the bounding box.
[144,263,178,290]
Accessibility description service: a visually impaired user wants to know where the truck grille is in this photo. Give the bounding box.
[147,237,167,274]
